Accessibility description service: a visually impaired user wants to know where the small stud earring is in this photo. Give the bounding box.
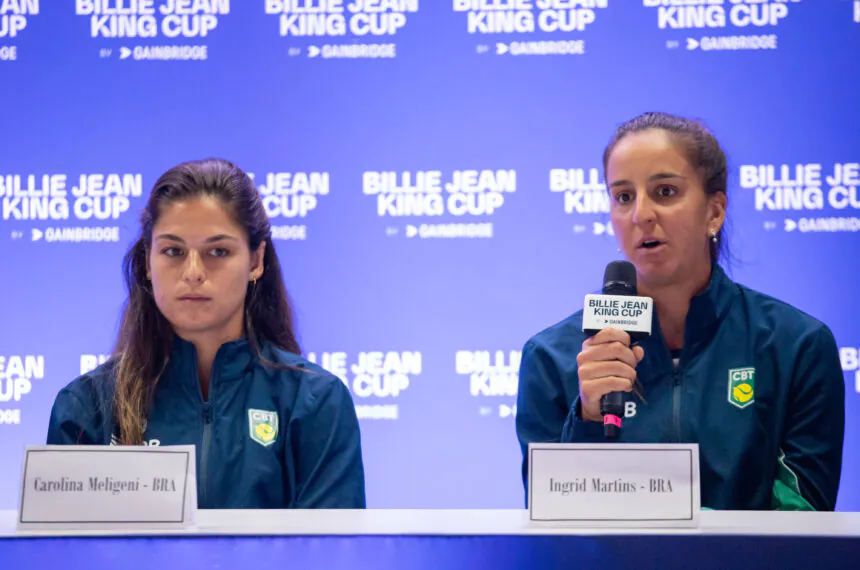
[711,231,718,244]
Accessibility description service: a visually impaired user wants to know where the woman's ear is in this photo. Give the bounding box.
[708,191,727,235]
[250,241,266,281]
[145,246,152,280]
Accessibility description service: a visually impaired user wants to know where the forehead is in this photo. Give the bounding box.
[152,196,242,237]
[607,130,694,180]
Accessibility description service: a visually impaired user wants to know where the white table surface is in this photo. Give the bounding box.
[2,509,860,538]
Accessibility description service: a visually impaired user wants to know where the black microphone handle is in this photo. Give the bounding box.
[600,391,625,439]
[593,260,644,440]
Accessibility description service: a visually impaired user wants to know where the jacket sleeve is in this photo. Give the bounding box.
[516,339,587,498]
[290,375,366,509]
[772,324,845,511]
[561,396,607,443]
[46,384,104,445]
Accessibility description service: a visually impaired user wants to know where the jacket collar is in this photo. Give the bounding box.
[639,263,737,380]
[166,334,255,386]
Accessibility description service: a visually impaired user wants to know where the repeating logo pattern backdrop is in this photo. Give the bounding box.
[1,1,858,510]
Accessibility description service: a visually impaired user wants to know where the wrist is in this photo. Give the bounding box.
[577,399,601,423]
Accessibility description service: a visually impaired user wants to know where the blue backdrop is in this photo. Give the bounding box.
[1,0,858,511]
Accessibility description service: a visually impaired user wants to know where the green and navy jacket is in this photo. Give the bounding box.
[516,264,844,510]
[47,336,366,509]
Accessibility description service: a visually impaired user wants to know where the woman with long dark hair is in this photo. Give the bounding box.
[47,158,365,509]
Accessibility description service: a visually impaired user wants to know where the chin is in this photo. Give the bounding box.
[633,261,682,287]
[169,319,222,337]
[163,309,222,334]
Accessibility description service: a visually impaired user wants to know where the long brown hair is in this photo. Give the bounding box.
[112,158,300,444]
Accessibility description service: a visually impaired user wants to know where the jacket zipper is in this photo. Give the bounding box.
[201,402,212,508]
[194,354,218,509]
[672,366,682,442]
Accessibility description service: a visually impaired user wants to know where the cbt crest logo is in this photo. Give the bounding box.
[248,409,279,447]
[728,367,755,409]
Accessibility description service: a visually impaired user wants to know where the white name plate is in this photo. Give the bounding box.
[528,443,700,528]
[17,445,197,531]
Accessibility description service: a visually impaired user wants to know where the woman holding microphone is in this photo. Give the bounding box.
[47,158,366,509]
[516,112,844,510]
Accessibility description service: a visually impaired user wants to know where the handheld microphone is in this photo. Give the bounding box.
[582,261,653,439]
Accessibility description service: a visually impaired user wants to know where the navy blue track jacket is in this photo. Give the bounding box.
[47,336,366,509]
[517,264,844,510]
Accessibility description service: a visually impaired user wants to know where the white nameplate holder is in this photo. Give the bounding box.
[528,443,700,528]
[17,445,197,531]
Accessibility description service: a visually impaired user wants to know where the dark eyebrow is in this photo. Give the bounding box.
[155,234,184,243]
[204,234,239,243]
[608,172,686,189]
[649,172,685,182]
[154,234,238,243]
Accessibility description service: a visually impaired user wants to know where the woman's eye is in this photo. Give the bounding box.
[657,185,677,197]
[210,248,230,258]
[614,192,632,204]
[162,247,183,257]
